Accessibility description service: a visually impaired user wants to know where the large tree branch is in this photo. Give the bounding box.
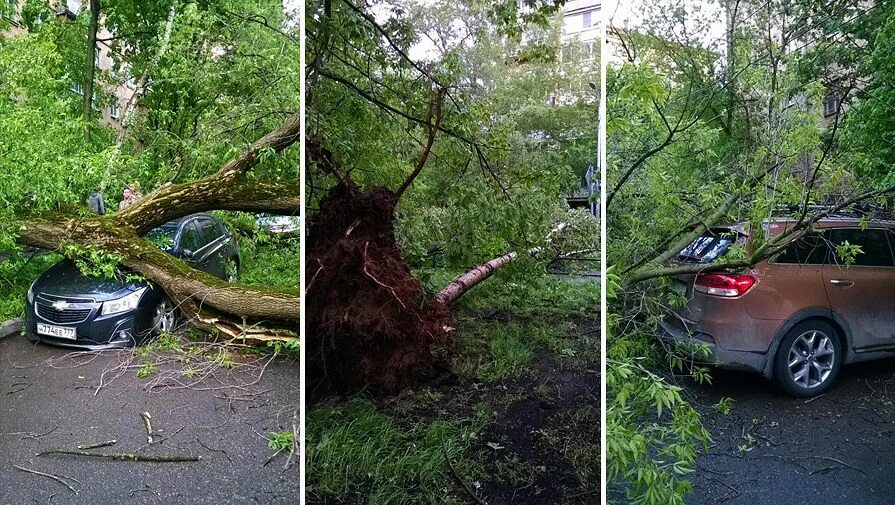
[11,115,302,340]
[17,218,299,325]
[394,88,445,200]
[626,183,895,285]
[117,112,300,233]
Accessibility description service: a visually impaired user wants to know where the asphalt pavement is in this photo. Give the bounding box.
[0,333,299,505]
[686,359,895,504]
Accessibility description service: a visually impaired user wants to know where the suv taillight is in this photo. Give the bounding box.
[694,273,756,297]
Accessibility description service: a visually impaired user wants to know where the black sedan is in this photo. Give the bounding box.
[25,214,240,349]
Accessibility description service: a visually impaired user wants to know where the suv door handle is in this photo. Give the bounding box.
[830,279,854,287]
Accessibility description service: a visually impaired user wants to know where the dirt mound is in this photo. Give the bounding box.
[306,182,452,404]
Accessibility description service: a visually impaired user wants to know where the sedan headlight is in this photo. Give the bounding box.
[101,287,147,316]
[26,281,35,304]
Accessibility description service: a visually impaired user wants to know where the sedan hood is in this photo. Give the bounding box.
[32,260,149,302]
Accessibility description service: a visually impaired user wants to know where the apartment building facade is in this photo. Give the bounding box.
[561,0,599,64]
[1,0,134,129]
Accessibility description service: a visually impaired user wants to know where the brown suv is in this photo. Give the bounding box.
[662,217,895,397]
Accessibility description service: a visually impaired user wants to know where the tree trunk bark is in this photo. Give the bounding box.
[436,223,568,305]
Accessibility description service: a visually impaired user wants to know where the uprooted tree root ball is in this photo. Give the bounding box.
[306,182,453,403]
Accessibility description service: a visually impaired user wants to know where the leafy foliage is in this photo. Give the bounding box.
[307,0,597,269]
[268,429,295,452]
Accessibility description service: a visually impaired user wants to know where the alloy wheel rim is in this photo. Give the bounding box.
[787,330,835,389]
[154,300,175,333]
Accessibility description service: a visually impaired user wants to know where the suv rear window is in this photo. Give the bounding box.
[679,229,739,263]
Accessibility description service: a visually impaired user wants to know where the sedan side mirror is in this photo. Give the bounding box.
[182,249,194,259]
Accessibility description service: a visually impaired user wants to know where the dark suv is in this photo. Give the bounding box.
[662,217,895,397]
[25,214,240,350]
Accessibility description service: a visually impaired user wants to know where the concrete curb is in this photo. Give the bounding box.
[0,318,23,341]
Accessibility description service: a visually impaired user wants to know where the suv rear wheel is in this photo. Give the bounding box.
[774,320,841,397]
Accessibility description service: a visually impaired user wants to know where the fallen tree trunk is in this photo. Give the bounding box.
[13,114,301,341]
[436,252,519,306]
[437,223,567,305]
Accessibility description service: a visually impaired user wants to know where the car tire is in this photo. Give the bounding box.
[149,296,178,336]
[773,320,841,398]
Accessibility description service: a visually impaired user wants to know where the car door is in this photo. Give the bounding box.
[823,227,895,351]
[194,218,227,278]
[178,220,204,266]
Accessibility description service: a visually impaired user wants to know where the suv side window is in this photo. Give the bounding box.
[827,228,895,267]
[179,221,203,253]
[775,232,830,265]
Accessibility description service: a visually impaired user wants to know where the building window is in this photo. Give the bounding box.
[561,44,573,63]
[69,81,84,95]
[823,93,840,117]
[583,10,592,28]
[581,40,595,61]
[110,103,120,119]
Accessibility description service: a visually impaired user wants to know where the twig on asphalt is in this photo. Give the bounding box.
[37,450,200,462]
[262,448,283,467]
[804,393,826,404]
[155,425,185,445]
[715,479,740,502]
[13,464,80,495]
[128,483,163,503]
[197,436,232,464]
[140,411,154,444]
[283,413,298,472]
[749,431,780,447]
[794,455,867,475]
[1,426,58,440]
[77,440,117,450]
[7,381,35,394]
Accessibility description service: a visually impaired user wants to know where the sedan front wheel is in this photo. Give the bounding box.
[150,297,178,335]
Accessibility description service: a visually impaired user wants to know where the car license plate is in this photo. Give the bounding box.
[36,323,76,340]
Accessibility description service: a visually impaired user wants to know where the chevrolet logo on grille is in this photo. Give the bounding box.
[51,301,71,310]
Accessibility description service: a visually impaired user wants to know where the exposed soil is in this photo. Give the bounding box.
[305,182,451,403]
[309,315,600,505]
[682,360,895,504]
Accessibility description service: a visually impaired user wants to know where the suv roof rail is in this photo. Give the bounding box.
[773,203,892,220]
